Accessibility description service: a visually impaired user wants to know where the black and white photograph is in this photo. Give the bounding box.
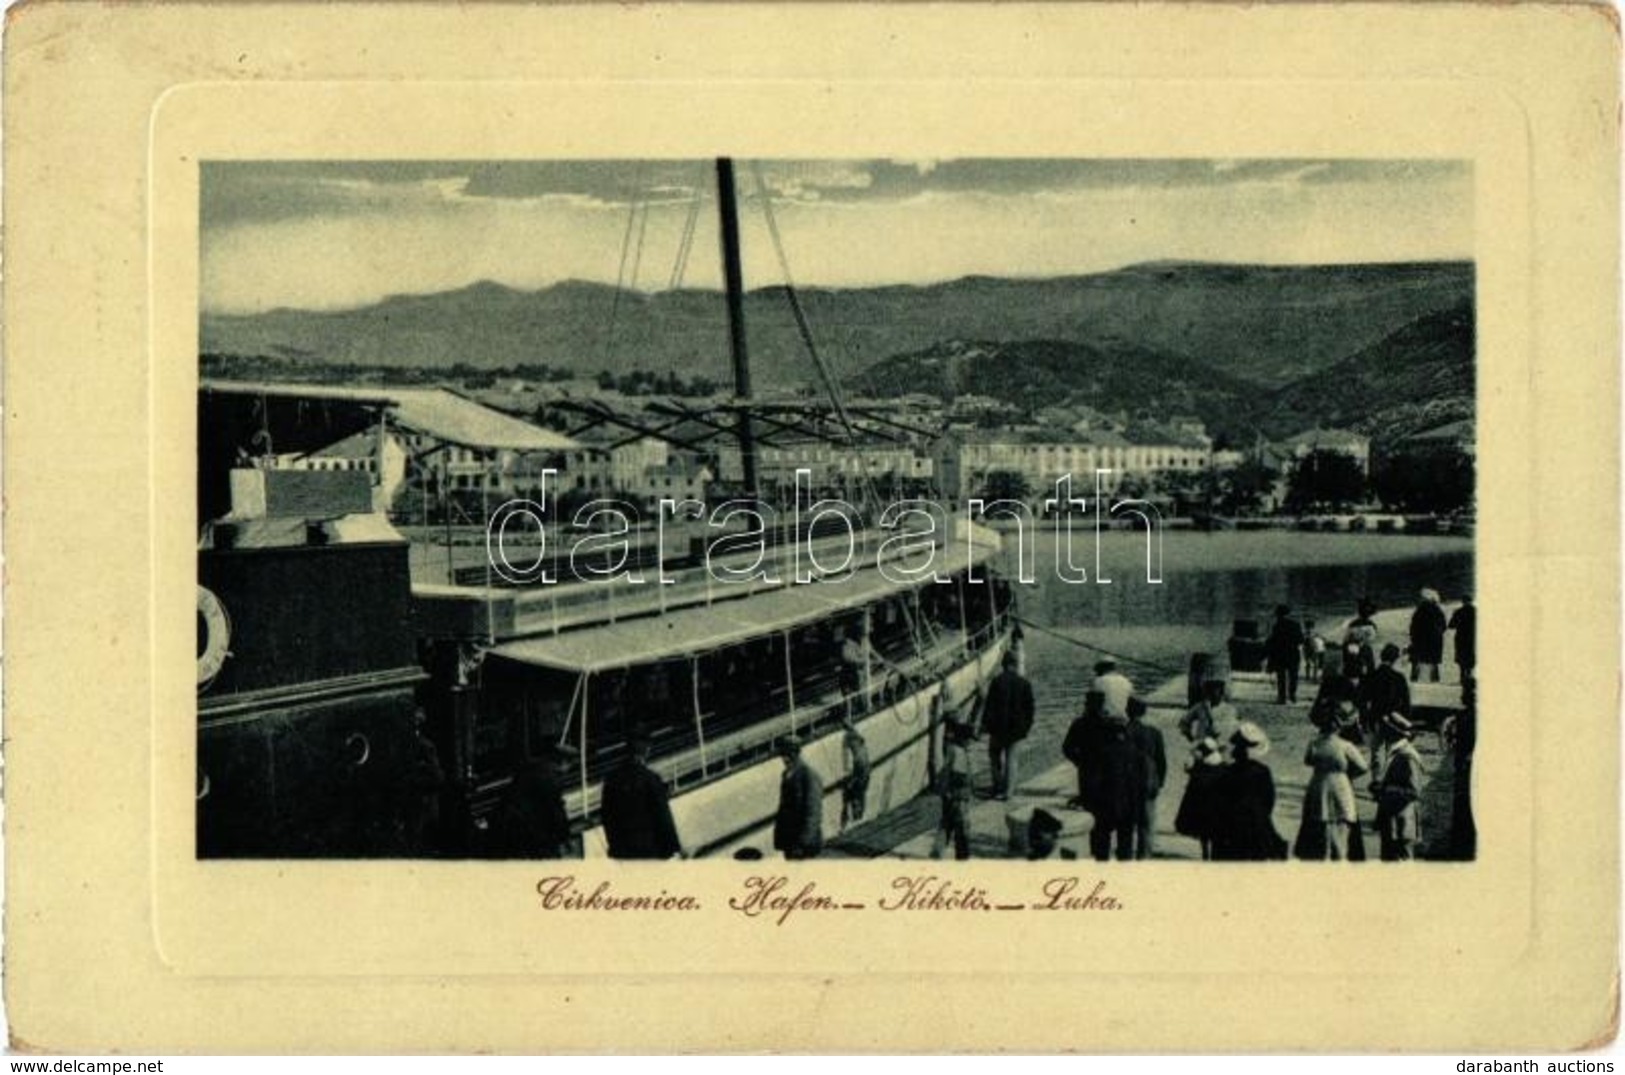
[196,157,1478,865]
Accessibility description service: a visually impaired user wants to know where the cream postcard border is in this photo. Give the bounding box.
[7,4,1618,1053]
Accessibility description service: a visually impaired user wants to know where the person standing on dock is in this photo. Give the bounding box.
[1303,621,1326,684]
[1126,696,1167,859]
[1409,589,1448,683]
[980,650,1036,800]
[1360,644,1412,784]
[1344,599,1380,684]
[1081,711,1146,862]
[1211,723,1287,861]
[935,719,976,860]
[1090,659,1134,721]
[1295,703,1370,862]
[496,746,577,860]
[600,732,682,860]
[1449,594,1476,680]
[773,736,825,860]
[1174,737,1228,860]
[1375,714,1424,861]
[1267,604,1306,704]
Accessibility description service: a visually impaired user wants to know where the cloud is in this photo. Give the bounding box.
[200,157,1473,311]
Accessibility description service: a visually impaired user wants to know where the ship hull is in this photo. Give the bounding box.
[577,635,1009,859]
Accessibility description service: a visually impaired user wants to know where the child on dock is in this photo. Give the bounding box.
[1174,737,1228,861]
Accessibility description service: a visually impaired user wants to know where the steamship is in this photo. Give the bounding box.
[196,159,1014,859]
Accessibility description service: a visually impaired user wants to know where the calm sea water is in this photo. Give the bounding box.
[998,529,1474,674]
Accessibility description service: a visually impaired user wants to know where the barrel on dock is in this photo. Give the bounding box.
[1005,801,1093,859]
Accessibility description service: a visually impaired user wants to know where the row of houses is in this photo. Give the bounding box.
[252,379,1391,517]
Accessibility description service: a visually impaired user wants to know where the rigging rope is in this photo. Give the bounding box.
[627,200,651,298]
[601,164,648,372]
[749,162,889,515]
[667,167,705,291]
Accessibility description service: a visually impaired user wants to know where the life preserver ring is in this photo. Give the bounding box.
[197,585,231,686]
[344,732,371,769]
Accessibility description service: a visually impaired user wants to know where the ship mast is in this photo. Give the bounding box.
[715,157,760,502]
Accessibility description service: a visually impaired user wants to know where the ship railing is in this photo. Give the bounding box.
[506,524,993,638]
[560,607,1011,821]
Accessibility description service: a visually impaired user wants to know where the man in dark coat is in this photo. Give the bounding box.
[1360,643,1412,726]
[600,733,682,860]
[1449,595,1476,677]
[1360,643,1413,792]
[1409,589,1448,682]
[1125,696,1167,859]
[497,748,576,859]
[980,650,1036,799]
[1062,709,1104,808]
[1081,714,1146,862]
[773,736,825,860]
[1266,604,1306,704]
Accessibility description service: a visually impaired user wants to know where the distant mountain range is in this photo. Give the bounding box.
[202,259,1473,388]
[851,298,1474,447]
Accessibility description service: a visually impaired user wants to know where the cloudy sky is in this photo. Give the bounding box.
[201,158,1472,314]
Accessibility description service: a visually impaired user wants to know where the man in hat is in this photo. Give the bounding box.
[600,731,682,860]
[773,735,825,860]
[1359,643,1412,784]
[1409,588,1448,683]
[1081,709,1146,862]
[1449,594,1476,679]
[1266,604,1306,704]
[1375,713,1424,860]
[496,744,577,859]
[1125,696,1167,859]
[1090,659,1134,721]
[979,649,1036,800]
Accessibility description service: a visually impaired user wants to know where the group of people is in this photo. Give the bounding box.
[1057,661,1169,862]
[1264,590,1476,707]
[547,586,1473,864]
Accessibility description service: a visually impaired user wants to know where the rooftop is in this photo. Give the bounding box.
[202,380,580,452]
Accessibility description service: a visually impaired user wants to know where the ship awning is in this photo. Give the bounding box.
[486,540,1000,674]
[201,380,580,452]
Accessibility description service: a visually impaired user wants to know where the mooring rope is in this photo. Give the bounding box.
[1012,615,1189,681]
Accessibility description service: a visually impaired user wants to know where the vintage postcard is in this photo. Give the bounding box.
[4,2,1618,1054]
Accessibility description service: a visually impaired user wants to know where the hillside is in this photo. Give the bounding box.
[200,260,1474,390]
[853,338,1256,424]
[1248,300,1475,444]
[849,301,1474,448]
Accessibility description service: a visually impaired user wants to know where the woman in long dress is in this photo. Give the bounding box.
[1296,700,1370,861]
[1211,722,1287,861]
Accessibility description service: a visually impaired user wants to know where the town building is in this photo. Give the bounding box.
[933,428,1214,503]
[1279,427,1373,474]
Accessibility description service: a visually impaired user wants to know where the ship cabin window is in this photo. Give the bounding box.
[477,661,579,779]
[582,661,696,763]
[694,634,791,736]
